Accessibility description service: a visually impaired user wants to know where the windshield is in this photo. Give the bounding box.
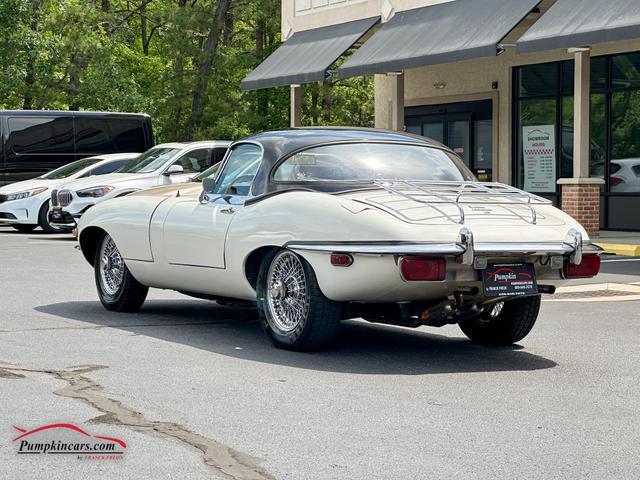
[118,148,180,174]
[193,163,221,182]
[273,143,475,184]
[41,157,100,179]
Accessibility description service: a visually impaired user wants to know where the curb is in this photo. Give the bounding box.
[594,242,640,256]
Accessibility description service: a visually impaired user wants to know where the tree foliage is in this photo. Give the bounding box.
[0,0,374,141]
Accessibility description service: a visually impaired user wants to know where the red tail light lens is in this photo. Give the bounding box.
[610,176,625,186]
[564,255,601,278]
[330,253,353,267]
[400,257,446,281]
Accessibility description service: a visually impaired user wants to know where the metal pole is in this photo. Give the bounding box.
[290,84,302,128]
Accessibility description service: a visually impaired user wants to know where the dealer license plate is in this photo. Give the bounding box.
[50,207,62,220]
[482,263,538,297]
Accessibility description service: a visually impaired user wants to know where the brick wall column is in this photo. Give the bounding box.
[557,178,604,237]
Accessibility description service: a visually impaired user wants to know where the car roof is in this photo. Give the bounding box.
[241,127,447,163]
[152,141,232,150]
[85,153,140,162]
[242,128,453,197]
[0,110,150,118]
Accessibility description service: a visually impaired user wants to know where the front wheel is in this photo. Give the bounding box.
[94,233,148,312]
[458,295,541,345]
[257,249,341,351]
[38,200,69,233]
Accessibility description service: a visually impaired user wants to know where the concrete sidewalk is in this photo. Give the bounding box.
[593,231,640,256]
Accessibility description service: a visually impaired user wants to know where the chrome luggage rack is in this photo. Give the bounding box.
[363,180,551,225]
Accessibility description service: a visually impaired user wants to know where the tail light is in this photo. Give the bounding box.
[330,253,353,267]
[400,257,446,281]
[610,176,625,186]
[564,255,601,278]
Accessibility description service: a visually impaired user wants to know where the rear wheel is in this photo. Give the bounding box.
[94,233,148,312]
[459,295,541,345]
[257,249,341,351]
[38,200,68,233]
[12,224,36,233]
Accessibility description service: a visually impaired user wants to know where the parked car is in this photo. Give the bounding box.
[76,128,602,351]
[119,162,222,201]
[0,153,137,233]
[0,110,154,186]
[610,158,640,192]
[49,141,230,229]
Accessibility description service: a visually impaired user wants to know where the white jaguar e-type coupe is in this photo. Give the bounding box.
[77,128,602,350]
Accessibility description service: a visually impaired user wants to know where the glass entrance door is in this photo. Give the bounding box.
[405,100,493,181]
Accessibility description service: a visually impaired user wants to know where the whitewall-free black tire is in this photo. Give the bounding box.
[257,249,341,351]
[94,233,148,312]
[459,295,541,345]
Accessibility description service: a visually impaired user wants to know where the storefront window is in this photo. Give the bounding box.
[590,94,606,178]
[611,90,640,192]
[519,62,558,97]
[560,96,574,180]
[612,53,640,89]
[475,120,493,171]
[515,52,640,229]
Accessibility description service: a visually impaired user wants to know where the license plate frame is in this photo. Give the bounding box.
[482,262,538,298]
[50,207,62,219]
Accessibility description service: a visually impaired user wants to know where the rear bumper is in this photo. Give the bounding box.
[288,228,601,302]
[287,228,601,263]
[287,241,601,256]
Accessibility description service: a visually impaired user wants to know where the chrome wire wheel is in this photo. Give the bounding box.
[99,236,125,296]
[266,251,309,332]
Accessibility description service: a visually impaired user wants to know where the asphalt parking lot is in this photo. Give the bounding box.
[1,225,639,480]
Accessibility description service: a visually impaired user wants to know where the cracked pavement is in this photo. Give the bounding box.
[1,226,640,479]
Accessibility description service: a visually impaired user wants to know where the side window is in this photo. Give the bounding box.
[75,118,146,154]
[213,144,262,196]
[175,148,211,174]
[7,117,75,154]
[210,147,228,165]
[90,159,130,176]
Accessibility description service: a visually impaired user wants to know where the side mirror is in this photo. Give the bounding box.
[164,164,184,176]
[202,177,216,193]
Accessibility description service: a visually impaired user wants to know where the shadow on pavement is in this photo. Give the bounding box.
[35,299,557,375]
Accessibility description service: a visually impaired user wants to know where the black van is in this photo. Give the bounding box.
[0,110,154,186]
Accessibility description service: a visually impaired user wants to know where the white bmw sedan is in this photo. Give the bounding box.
[0,153,136,233]
[49,141,230,229]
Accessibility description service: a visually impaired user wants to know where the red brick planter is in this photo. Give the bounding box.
[557,178,604,237]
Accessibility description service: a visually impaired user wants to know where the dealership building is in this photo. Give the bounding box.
[242,0,640,234]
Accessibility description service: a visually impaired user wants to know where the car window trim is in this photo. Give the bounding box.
[211,141,264,198]
[268,140,473,186]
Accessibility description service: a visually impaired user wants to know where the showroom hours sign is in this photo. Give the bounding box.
[523,125,556,192]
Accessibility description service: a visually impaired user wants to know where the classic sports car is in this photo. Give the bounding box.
[77,128,601,350]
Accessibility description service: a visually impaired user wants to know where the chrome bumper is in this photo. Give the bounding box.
[287,228,601,265]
